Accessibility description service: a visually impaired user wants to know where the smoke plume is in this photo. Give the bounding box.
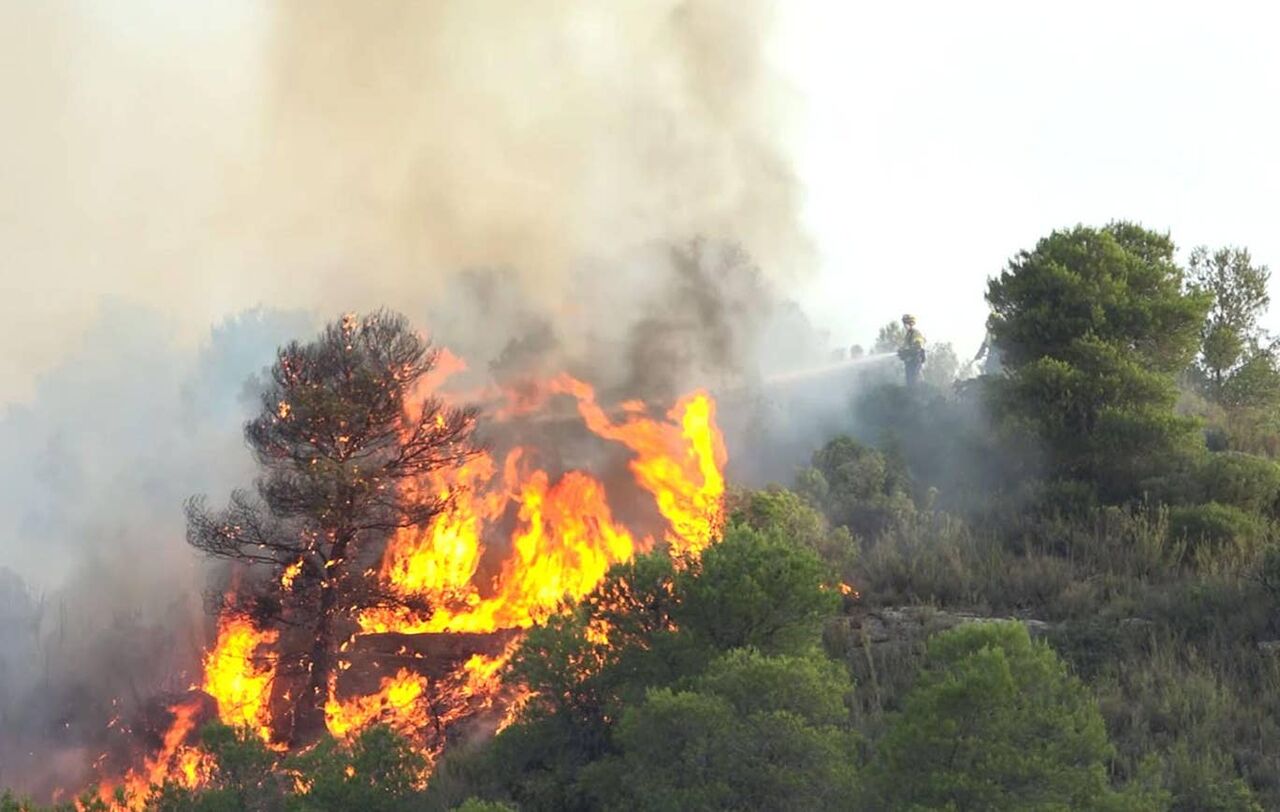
[0,0,828,797]
[0,0,810,403]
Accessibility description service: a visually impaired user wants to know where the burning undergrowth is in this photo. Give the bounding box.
[80,317,728,809]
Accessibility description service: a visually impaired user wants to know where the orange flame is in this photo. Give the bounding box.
[92,613,277,809]
[551,376,727,558]
[93,357,727,804]
[280,558,304,590]
[97,698,213,810]
[202,614,279,743]
[325,669,431,740]
[360,377,724,636]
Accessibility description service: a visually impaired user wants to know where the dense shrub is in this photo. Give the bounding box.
[868,622,1161,811]
[578,650,859,811]
[1168,502,1266,557]
[729,487,858,583]
[798,436,916,538]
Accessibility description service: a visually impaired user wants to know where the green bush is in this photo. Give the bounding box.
[1195,453,1280,515]
[676,524,839,655]
[1168,503,1266,557]
[1150,452,1280,515]
[869,622,1159,811]
[1093,643,1273,811]
[578,650,858,811]
[799,436,916,538]
[729,487,858,582]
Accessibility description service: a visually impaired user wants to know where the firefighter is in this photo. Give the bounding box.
[898,314,926,386]
[973,329,1001,376]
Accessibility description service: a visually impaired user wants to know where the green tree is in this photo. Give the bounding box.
[870,622,1157,811]
[798,436,916,537]
[989,223,1208,371]
[675,524,839,655]
[148,724,287,812]
[580,650,858,811]
[458,526,841,811]
[923,341,963,387]
[508,526,838,731]
[1218,350,1280,410]
[1187,245,1271,391]
[507,553,695,733]
[287,725,427,811]
[145,724,426,812]
[729,487,857,583]
[986,223,1212,500]
[185,311,480,741]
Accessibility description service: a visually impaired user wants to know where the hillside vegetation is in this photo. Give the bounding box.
[9,222,1280,811]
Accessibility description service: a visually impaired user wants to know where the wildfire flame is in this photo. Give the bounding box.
[202,614,279,744]
[90,360,726,808]
[551,376,726,558]
[360,377,725,635]
[325,669,430,740]
[97,699,213,810]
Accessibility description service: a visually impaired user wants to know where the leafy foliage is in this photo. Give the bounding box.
[798,436,916,538]
[986,223,1212,501]
[874,320,906,354]
[1187,245,1271,390]
[578,650,859,811]
[676,524,839,655]
[869,622,1154,811]
[430,515,848,811]
[988,223,1208,373]
[730,487,857,582]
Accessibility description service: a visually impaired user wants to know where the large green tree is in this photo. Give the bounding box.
[870,622,1161,811]
[986,223,1212,499]
[797,436,915,538]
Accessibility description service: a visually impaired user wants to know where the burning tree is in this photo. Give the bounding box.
[186,311,479,743]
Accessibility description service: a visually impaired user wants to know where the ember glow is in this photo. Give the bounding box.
[89,358,727,808]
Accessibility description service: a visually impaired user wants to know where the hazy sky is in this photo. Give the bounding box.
[2,1,1279,403]
[782,0,1280,359]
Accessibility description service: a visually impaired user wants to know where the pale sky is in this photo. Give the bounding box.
[782,0,1280,359]
[2,1,1279,401]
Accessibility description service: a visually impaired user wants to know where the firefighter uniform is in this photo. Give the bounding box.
[898,315,926,387]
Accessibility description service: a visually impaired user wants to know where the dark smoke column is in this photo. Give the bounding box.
[185,311,480,743]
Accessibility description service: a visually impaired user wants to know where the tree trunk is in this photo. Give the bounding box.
[292,536,348,743]
[292,591,336,742]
